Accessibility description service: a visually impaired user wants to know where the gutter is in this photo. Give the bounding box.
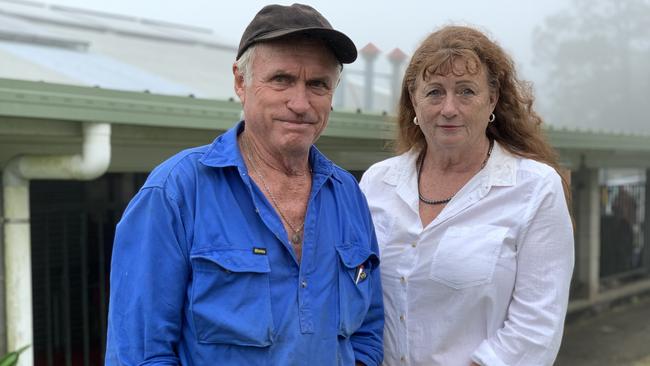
[2,122,111,366]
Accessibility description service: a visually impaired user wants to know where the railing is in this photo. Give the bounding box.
[599,183,647,281]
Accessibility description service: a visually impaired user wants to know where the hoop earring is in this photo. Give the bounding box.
[413,116,419,125]
[488,113,495,123]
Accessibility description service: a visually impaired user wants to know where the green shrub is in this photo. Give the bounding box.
[0,345,29,366]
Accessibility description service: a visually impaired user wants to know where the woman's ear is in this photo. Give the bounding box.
[489,89,499,111]
[409,87,417,109]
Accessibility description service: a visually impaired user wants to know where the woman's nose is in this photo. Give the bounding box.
[440,95,459,118]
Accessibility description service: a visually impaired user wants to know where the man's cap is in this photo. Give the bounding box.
[237,3,357,64]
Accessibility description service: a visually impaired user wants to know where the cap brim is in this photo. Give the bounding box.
[244,27,357,64]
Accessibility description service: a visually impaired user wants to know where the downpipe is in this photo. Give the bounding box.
[2,122,111,366]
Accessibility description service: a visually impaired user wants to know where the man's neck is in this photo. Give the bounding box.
[240,132,311,177]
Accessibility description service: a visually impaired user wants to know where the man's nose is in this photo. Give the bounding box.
[286,84,310,114]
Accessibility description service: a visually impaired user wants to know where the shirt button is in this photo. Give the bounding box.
[411,243,417,248]
[301,280,308,288]
[400,276,406,284]
[400,356,406,362]
[399,314,405,322]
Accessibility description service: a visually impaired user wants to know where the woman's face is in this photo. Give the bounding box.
[410,58,497,153]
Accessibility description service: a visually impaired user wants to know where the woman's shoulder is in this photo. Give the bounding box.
[365,154,404,174]
[360,151,415,186]
[517,157,559,180]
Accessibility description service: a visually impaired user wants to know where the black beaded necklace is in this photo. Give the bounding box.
[417,139,494,205]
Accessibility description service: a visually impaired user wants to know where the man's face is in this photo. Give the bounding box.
[234,39,340,156]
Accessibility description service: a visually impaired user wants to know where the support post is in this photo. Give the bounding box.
[573,166,601,300]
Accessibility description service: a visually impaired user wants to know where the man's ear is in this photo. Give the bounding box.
[233,63,245,103]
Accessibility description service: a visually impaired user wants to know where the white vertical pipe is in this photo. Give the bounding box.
[575,166,601,300]
[2,122,111,366]
[2,173,33,366]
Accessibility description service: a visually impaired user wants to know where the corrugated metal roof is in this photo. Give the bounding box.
[0,0,106,30]
[0,42,195,95]
[0,0,414,114]
[0,0,239,99]
[0,11,88,49]
[0,0,234,47]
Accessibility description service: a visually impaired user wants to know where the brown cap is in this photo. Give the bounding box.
[237,3,357,64]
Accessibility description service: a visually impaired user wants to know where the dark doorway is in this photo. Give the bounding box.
[30,173,146,366]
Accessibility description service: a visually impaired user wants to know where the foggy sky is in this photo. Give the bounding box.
[43,0,569,82]
[43,0,649,134]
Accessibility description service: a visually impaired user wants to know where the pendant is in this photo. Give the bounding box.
[291,232,301,246]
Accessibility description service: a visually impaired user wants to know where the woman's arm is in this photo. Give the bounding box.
[471,172,574,366]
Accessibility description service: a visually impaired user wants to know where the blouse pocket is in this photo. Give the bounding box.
[335,242,379,338]
[190,248,274,346]
[429,225,508,289]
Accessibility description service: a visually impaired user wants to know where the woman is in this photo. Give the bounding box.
[359,26,574,366]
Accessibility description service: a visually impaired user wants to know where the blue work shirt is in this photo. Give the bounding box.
[105,122,384,365]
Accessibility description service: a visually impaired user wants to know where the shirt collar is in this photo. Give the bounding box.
[382,148,419,187]
[381,140,518,188]
[199,120,342,183]
[484,141,517,187]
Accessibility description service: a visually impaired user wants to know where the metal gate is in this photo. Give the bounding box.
[600,183,646,279]
[30,174,146,366]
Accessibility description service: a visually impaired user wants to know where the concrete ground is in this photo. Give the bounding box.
[556,295,650,366]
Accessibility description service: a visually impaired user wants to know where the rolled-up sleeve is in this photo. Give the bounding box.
[105,186,189,366]
[472,172,574,366]
[351,253,384,365]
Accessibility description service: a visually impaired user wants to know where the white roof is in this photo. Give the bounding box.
[0,0,391,113]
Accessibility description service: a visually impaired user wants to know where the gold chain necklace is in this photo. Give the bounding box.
[417,139,494,205]
[242,136,306,246]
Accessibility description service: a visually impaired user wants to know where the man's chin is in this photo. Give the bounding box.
[280,136,314,155]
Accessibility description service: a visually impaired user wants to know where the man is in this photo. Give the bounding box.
[105,3,383,365]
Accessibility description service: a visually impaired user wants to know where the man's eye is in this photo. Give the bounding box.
[271,75,291,83]
[309,80,329,89]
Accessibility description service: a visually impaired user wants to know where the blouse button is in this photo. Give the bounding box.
[411,243,417,248]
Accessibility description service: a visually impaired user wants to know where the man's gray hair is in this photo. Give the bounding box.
[235,44,257,85]
[235,41,343,87]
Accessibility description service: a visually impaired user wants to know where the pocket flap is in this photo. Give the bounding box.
[335,243,379,269]
[192,249,271,273]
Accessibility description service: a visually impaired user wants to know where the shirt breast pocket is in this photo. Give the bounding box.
[429,225,508,289]
[190,248,274,346]
[335,242,379,338]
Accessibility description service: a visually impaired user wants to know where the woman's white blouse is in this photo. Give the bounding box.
[359,142,574,366]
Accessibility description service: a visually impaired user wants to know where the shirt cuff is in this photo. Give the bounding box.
[471,340,509,366]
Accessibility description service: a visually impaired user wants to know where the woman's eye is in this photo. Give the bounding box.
[459,88,476,96]
[426,89,442,97]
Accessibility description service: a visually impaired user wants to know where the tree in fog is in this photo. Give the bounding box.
[533,0,650,132]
